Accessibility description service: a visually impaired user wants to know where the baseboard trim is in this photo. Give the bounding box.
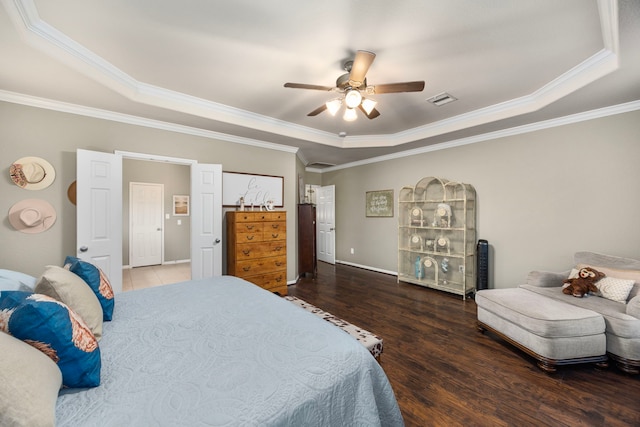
[335,260,397,277]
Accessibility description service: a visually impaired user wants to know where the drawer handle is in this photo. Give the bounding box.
[246,225,255,230]
[274,246,283,251]
[242,266,251,272]
[271,233,279,238]
[246,235,254,241]
[275,261,283,266]
[275,277,283,282]
[271,224,280,229]
[242,250,251,256]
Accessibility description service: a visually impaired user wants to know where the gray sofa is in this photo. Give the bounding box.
[476,252,640,374]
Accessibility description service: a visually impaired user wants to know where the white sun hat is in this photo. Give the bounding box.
[9,156,56,190]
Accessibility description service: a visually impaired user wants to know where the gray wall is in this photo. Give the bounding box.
[0,101,298,282]
[321,110,640,288]
[122,159,190,265]
[2,100,639,292]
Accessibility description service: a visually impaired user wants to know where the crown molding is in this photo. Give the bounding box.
[2,0,620,150]
[0,90,299,154]
[313,100,640,173]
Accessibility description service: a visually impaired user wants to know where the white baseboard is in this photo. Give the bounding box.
[122,259,191,270]
[335,260,398,276]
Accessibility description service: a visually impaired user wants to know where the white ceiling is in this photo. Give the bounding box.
[1,0,639,168]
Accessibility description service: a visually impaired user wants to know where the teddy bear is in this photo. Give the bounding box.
[562,266,605,298]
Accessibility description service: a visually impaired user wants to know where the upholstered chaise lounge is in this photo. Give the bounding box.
[476,252,640,374]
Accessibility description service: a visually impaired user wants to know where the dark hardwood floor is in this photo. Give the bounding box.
[289,262,640,427]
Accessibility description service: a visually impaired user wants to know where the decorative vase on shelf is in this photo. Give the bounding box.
[415,256,425,279]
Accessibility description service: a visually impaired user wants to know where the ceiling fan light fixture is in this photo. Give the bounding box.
[343,107,358,122]
[344,89,362,109]
[361,98,377,115]
[326,99,342,116]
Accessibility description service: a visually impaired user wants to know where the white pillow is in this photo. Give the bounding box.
[595,277,636,303]
[0,331,62,427]
[35,265,103,340]
[0,269,37,291]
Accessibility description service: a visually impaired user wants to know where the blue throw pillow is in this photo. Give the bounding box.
[64,256,114,321]
[0,291,101,388]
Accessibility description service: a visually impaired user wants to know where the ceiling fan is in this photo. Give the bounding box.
[284,50,425,121]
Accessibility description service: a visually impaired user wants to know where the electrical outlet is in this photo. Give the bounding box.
[350,248,354,254]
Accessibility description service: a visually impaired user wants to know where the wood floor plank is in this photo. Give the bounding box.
[290,262,640,427]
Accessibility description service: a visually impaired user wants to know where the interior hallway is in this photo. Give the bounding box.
[122,262,191,292]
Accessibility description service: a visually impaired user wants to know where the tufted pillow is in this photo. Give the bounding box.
[64,256,114,321]
[35,265,103,340]
[0,291,101,388]
[0,331,62,427]
[0,269,37,291]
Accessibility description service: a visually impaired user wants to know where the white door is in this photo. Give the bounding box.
[130,182,163,267]
[191,163,223,280]
[76,149,123,293]
[317,185,336,264]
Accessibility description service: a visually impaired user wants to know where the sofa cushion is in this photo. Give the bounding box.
[521,284,640,340]
[475,288,604,338]
[626,296,640,319]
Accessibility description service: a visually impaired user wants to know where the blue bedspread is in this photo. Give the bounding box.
[56,276,404,426]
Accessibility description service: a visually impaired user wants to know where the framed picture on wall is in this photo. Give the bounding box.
[223,172,284,207]
[173,195,189,216]
[365,190,394,217]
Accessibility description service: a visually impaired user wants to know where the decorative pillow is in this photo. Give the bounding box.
[0,269,37,291]
[568,268,635,303]
[594,277,636,303]
[0,331,61,427]
[0,291,101,388]
[35,265,103,340]
[64,256,114,321]
[575,260,640,301]
[627,296,640,319]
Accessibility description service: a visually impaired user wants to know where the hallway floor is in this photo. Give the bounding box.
[122,262,191,292]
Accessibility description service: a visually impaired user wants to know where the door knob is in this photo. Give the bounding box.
[330,228,335,231]
[157,228,162,231]
[79,246,88,252]
[214,238,221,244]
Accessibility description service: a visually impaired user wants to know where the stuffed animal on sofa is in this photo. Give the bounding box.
[562,267,605,298]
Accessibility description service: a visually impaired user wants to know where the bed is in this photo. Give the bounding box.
[3,272,403,426]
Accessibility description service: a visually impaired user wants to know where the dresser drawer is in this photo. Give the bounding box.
[235,231,264,243]
[246,271,287,293]
[233,222,264,233]
[233,212,285,222]
[235,241,286,259]
[235,255,286,276]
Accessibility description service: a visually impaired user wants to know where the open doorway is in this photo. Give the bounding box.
[122,158,191,291]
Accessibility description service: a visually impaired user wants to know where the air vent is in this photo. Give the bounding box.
[427,92,457,106]
[307,162,336,169]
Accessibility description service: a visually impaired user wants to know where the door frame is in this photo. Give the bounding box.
[129,181,165,268]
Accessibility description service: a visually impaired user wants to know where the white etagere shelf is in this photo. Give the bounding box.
[397,176,476,299]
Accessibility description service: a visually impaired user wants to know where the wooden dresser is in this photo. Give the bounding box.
[226,211,287,295]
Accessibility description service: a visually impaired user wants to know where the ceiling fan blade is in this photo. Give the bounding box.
[349,50,376,88]
[371,81,425,94]
[358,104,380,119]
[307,104,328,116]
[284,83,334,91]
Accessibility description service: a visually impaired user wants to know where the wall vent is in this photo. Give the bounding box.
[307,162,336,168]
[427,92,458,106]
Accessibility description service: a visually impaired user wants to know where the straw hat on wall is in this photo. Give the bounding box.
[9,157,56,190]
[8,199,57,234]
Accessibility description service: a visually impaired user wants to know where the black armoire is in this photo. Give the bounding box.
[298,204,317,278]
